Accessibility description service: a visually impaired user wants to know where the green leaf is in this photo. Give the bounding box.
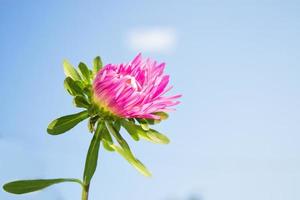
[93,56,103,74]
[114,120,121,132]
[105,121,130,151]
[121,120,169,144]
[136,118,149,131]
[138,129,170,144]
[63,60,81,81]
[47,111,89,135]
[83,121,103,184]
[101,126,113,143]
[73,96,90,108]
[102,140,114,152]
[78,62,90,83]
[154,112,169,120]
[105,121,151,176]
[3,178,82,194]
[108,144,151,177]
[101,127,114,151]
[118,120,139,141]
[144,112,169,125]
[64,77,84,96]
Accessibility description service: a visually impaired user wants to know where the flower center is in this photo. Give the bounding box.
[125,75,141,91]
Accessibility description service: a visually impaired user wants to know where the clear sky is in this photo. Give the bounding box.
[1,0,300,200]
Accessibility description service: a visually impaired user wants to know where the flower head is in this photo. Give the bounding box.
[92,53,181,119]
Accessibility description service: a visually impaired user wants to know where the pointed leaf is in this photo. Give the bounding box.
[144,112,169,125]
[102,141,114,152]
[118,120,139,141]
[114,120,121,132]
[121,120,169,144]
[136,118,149,131]
[47,111,89,135]
[3,178,82,194]
[138,129,170,144]
[105,121,151,176]
[64,77,84,96]
[93,56,103,74]
[108,144,151,177]
[105,121,130,151]
[155,112,169,120]
[63,60,81,80]
[73,96,90,108]
[83,121,103,184]
[78,62,90,83]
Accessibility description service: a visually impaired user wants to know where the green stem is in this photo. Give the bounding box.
[81,183,90,200]
[81,121,104,200]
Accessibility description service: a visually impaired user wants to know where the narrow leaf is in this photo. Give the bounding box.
[105,121,130,151]
[3,178,82,194]
[121,120,169,144]
[108,144,151,177]
[138,129,170,144]
[144,112,169,125]
[114,120,121,132]
[47,111,89,135]
[64,77,84,96]
[63,60,81,80]
[154,112,169,120]
[83,121,103,184]
[78,62,90,83]
[118,120,139,141]
[93,56,103,74]
[105,121,151,176]
[73,96,90,108]
[136,118,149,131]
[102,141,114,152]
[101,127,114,151]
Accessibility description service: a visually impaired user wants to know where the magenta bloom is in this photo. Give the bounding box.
[92,53,181,119]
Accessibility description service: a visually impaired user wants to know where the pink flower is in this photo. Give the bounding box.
[92,53,181,119]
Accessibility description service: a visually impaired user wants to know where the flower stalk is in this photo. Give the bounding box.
[81,183,90,200]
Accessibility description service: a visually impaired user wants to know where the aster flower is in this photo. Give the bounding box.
[3,54,181,200]
[92,53,181,119]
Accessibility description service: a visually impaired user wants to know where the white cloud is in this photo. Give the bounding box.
[126,27,177,53]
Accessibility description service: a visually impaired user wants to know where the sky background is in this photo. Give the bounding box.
[0,0,300,200]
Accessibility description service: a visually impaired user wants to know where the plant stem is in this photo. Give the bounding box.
[81,183,90,200]
[81,121,104,200]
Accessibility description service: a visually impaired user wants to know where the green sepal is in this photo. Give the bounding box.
[78,62,91,83]
[63,60,81,81]
[83,121,103,184]
[144,112,169,125]
[139,129,170,144]
[155,112,169,120]
[47,111,89,135]
[64,77,84,96]
[3,178,83,194]
[121,119,169,144]
[136,118,149,131]
[93,56,103,75]
[73,95,90,109]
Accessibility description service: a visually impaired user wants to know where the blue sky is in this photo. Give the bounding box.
[1,0,300,200]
